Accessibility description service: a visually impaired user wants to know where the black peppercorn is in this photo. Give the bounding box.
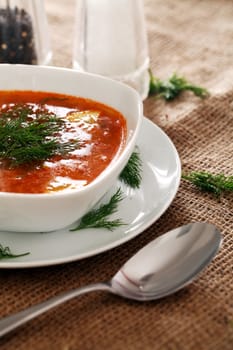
[0,6,37,64]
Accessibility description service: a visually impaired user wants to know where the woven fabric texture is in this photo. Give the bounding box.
[0,0,232,349]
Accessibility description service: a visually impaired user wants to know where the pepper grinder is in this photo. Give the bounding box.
[0,0,52,65]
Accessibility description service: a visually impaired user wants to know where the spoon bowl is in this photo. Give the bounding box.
[111,222,222,300]
[0,222,222,337]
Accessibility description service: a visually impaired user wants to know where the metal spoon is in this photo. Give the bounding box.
[0,222,222,338]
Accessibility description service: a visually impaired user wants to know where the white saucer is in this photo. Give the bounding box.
[0,117,181,268]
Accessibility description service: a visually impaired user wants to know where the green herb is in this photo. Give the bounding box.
[182,171,233,198]
[71,150,143,232]
[70,188,125,231]
[119,150,142,188]
[149,69,209,101]
[0,244,30,260]
[0,104,78,167]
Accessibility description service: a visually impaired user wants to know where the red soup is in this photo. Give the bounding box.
[0,91,127,193]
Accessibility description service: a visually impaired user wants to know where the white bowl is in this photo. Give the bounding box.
[0,64,143,232]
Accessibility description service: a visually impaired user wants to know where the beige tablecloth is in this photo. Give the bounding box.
[0,0,233,349]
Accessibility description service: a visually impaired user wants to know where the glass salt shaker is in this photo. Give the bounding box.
[73,0,150,100]
[0,0,52,65]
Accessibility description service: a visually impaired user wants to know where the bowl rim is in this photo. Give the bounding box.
[0,64,143,198]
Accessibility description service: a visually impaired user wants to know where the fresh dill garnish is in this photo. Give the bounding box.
[0,244,30,260]
[149,69,209,101]
[0,104,78,167]
[182,171,233,198]
[119,150,142,188]
[71,150,143,231]
[70,188,125,231]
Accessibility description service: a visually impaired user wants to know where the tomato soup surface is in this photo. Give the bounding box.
[0,91,127,194]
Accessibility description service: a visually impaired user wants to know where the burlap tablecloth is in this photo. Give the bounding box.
[0,0,232,349]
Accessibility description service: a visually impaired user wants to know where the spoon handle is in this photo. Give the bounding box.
[0,282,111,338]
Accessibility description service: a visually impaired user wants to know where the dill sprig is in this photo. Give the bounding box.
[149,70,209,101]
[71,151,143,232]
[0,244,30,260]
[119,150,142,188]
[182,171,233,198]
[0,104,77,167]
[70,188,125,231]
